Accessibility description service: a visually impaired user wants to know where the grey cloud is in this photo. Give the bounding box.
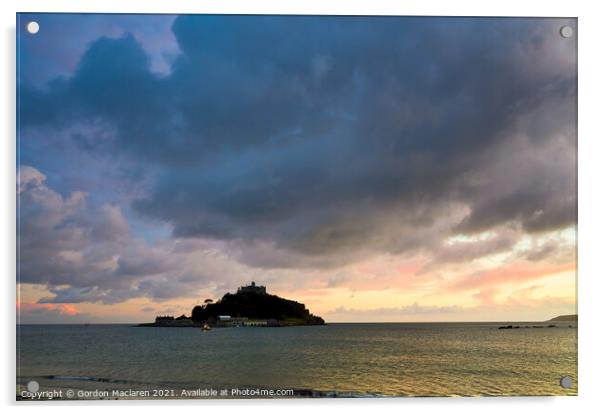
[20,16,577,270]
[522,237,576,264]
[525,243,559,262]
[17,166,259,304]
[420,228,521,273]
[38,286,119,304]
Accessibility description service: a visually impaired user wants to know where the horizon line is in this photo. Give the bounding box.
[16,318,577,325]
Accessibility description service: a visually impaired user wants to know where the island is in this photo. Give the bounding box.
[138,282,325,328]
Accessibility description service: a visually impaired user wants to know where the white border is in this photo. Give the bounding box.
[3,1,601,413]
[4,0,585,17]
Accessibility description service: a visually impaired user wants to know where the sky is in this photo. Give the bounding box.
[17,14,577,323]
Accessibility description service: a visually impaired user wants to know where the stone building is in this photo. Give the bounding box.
[237,281,267,295]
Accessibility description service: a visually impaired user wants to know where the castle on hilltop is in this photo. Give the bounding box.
[237,281,267,295]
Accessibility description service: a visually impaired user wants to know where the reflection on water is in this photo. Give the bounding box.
[17,323,577,397]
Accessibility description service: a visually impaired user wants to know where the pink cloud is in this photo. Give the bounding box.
[17,300,81,316]
[450,262,575,291]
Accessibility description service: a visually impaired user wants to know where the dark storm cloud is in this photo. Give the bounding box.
[20,16,577,268]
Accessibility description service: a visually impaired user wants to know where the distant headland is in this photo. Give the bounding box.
[138,282,325,328]
[547,314,577,322]
[498,314,578,330]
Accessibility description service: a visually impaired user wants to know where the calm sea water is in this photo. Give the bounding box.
[17,323,577,398]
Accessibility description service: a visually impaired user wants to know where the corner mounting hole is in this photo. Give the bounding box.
[560,375,573,389]
[559,25,573,38]
[26,21,39,35]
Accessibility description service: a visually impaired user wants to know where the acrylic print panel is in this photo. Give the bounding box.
[16,13,577,400]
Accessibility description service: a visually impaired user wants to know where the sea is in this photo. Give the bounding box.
[16,322,577,399]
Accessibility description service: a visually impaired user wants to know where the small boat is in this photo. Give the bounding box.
[202,323,212,331]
